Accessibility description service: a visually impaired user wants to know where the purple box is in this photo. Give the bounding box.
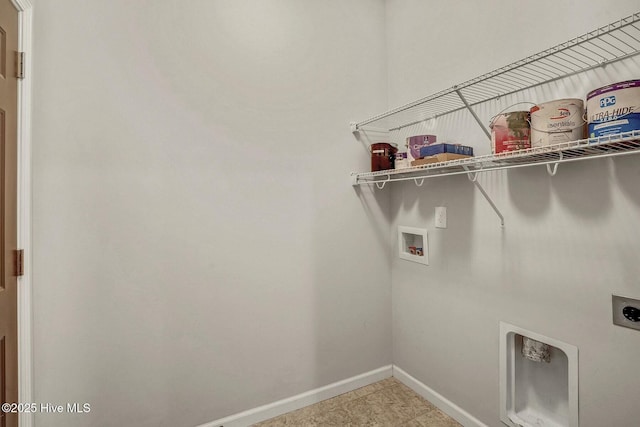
[406,135,437,162]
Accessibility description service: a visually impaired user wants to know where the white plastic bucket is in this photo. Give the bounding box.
[529,98,584,147]
[586,80,640,138]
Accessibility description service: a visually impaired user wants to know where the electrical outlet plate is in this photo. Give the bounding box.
[435,206,447,228]
[612,294,640,331]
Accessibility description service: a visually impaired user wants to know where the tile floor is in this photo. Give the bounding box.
[253,377,462,426]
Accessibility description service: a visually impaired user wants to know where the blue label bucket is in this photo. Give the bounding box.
[586,80,640,138]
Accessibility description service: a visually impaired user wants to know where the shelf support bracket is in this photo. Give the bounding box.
[463,166,505,227]
[466,170,479,182]
[546,152,563,176]
[374,175,390,190]
[455,87,492,140]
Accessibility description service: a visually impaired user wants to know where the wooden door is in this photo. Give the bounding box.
[0,0,19,426]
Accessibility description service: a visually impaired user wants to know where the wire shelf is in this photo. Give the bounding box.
[352,130,640,185]
[353,12,640,132]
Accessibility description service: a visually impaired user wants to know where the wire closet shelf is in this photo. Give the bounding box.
[352,12,640,132]
[352,130,640,186]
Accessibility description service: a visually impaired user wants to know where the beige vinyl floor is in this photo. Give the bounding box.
[253,377,462,426]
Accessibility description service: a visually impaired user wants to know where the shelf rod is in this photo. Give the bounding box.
[455,88,492,140]
[608,32,636,51]
[619,27,640,44]
[358,52,638,133]
[351,122,389,134]
[351,13,640,132]
[453,13,639,92]
[463,166,505,227]
[427,51,639,128]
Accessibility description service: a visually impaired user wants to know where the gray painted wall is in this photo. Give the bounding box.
[30,1,640,426]
[31,1,391,426]
[386,1,640,426]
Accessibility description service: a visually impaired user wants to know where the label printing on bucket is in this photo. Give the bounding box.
[530,99,585,147]
[587,79,640,138]
[490,111,531,154]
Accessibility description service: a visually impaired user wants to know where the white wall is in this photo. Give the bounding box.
[31,1,640,426]
[31,1,391,426]
[386,1,640,426]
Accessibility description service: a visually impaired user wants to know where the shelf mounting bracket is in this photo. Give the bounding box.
[546,152,563,176]
[463,166,505,227]
[374,175,390,189]
[455,87,492,140]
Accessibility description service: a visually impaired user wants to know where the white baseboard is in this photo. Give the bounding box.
[199,364,487,427]
[392,366,488,427]
[198,365,392,427]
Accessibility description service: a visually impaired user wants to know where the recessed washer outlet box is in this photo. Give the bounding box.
[500,322,579,427]
[397,226,428,265]
[612,294,640,331]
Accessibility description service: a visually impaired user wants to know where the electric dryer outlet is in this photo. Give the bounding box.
[612,294,640,331]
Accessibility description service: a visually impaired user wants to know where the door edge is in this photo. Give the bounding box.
[11,1,33,426]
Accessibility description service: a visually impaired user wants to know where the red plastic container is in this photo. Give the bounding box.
[370,143,398,172]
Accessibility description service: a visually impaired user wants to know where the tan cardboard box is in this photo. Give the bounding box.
[410,153,472,166]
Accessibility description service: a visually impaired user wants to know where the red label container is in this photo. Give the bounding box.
[490,111,531,154]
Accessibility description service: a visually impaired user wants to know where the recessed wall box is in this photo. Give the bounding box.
[500,322,579,427]
[398,226,428,265]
